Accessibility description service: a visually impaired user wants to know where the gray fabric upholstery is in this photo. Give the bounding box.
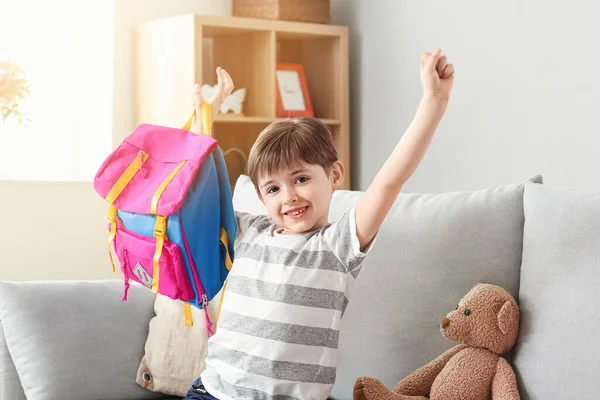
[331,178,541,399]
[0,280,161,400]
[10,174,586,400]
[513,182,600,400]
[0,319,26,400]
[232,174,541,400]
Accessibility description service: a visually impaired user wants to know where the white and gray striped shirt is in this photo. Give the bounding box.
[201,206,374,400]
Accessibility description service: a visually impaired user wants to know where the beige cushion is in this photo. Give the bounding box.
[136,291,222,397]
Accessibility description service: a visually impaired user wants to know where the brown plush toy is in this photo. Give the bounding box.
[354,283,520,400]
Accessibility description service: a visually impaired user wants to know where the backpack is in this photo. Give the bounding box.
[93,101,235,336]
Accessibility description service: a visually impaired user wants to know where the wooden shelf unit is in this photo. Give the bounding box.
[134,14,350,189]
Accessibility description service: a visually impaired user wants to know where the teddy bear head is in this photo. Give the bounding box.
[440,283,520,355]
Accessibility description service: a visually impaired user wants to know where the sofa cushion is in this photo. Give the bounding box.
[232,175,267,215]
[513,182,600,399]
[0,280,162,400]
[0,320,26,400]
[136,292,222,397]
[232,174,540,400]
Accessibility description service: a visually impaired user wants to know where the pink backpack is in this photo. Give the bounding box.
[93,102,236,334]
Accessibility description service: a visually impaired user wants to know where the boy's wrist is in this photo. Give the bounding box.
[422,93,450,105]
[419,95,449,118]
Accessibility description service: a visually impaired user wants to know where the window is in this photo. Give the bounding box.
[0,0,113,181]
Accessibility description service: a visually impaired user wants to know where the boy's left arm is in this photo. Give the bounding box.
[355,49,455,251]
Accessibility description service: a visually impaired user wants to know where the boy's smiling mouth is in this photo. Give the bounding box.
[284,206,308,218]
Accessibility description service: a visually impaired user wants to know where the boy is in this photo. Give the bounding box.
[185,49,454,400]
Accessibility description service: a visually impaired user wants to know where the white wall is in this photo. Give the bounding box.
[0,182,109,281]
[0,0,230,281]
[113,0,231,144]
[7,0,593,280]
[333,0,600,193]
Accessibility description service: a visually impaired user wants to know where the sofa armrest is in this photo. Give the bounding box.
[0,280,161,400]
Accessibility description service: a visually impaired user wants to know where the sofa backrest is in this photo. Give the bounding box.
[232,174,541,399]
[0,280,161,400]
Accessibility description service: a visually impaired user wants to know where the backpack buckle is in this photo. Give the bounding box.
[107,205,119,272]
[108,205,117,222]
[153,215,167,238]
[151,215,168,295]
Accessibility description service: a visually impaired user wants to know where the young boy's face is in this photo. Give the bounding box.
[256,161,344,234]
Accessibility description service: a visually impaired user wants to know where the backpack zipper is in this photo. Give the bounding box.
[178,212,215,337]
[122,248,131,301]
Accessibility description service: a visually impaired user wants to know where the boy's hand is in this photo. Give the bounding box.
[421,48,454,101]
[191,66,234,135]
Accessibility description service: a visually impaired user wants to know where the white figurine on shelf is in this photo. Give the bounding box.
[202,84,246,115]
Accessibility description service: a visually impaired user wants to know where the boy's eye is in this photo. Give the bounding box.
[296,176,308,184]
[267,186,279,194]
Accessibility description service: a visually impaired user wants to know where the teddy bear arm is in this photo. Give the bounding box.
[491,357,520,400]
[393,344,469,396]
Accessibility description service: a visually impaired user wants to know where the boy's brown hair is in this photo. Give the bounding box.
[247,117,339,188]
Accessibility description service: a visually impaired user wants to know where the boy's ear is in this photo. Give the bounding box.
[331,161,345,190]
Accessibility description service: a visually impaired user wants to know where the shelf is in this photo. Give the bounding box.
[318,119,341,125]
[134,14,350,189]
[215,114,341,125]
[202,30,275,118]
[196,15,347,38]
[215,115,274,123]
[276,33,343,121]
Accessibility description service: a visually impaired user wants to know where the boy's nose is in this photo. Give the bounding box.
[283,189,298,204]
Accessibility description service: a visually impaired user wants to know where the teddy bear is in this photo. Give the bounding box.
[353,283,520,400]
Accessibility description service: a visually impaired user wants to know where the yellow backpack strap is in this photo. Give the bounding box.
[218,280,228,322]
[151,215,166,294]
[107,205,118,272]
[150,160,187,215]
[105,151,149,204]
[105,151,149,272]
[149,160,187,294]
[182,100,213,136]
[220,227,233,271]
[183,303,193,326]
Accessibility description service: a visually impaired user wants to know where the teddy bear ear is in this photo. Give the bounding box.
[497,300,518,335]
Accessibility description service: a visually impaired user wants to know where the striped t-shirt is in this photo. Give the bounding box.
[200,206,374,400]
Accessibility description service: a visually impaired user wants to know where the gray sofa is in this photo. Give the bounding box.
[2,174,599,400]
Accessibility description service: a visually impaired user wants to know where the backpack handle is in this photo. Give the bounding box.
[182,99,213,136]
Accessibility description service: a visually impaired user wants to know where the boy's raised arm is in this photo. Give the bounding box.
[354,49,455,251]
[191,66,234,136]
